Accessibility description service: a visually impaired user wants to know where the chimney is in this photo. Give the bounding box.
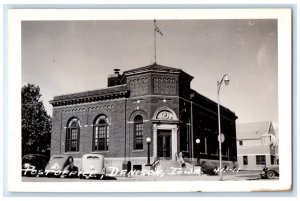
[114,68,120,75]
[108,68,121,87]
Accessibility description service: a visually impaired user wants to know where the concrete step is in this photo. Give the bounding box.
[155,160,179,170]
[155,160,196,174]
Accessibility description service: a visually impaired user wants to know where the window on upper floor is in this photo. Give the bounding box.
[239,140,243,146]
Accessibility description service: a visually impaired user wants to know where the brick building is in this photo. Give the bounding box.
[236,121,278,170]
[50,63,238,170]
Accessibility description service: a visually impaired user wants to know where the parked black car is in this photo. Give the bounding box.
[22,154,48,176]
[261,165,279,179]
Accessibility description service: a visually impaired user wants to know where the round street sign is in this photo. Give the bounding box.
[218,134,225,143]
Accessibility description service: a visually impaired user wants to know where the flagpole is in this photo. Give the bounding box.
[154,19,157,64]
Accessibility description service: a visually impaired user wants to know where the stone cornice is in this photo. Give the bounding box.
[50,85,129,107]
[122,63,194,82]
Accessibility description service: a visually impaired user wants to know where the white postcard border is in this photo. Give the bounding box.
[7,9,292,192]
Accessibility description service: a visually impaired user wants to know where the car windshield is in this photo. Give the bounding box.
[87,156,99,159]
[53,156,65,160]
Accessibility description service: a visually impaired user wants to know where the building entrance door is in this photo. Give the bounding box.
[157,130,172,160]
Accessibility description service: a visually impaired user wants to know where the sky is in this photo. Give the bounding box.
[22,20,278,124]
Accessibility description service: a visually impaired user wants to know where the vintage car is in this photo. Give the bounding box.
[45,154,78,178]
[79,154,105,179]
[22,154,48,176]
[261,165,279,179]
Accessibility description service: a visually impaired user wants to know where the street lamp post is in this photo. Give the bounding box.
[195,139,201,166]
[145,137,152,166]
[190,93,195,161]
[217,74,230,181]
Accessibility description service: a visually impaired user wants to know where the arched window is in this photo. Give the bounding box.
[134,115,143,150]
[93,115,109,151]
[66,118,80,152]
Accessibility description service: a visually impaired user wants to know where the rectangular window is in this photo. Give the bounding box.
[65,127,79,152]
[135,123,143,150]
[133,165,142,171]
[99,125,106,150]
[239,141,243,146]
[94,125,108,151]
[71,128,78,151]
[65,129,71,152]
[256,155,266,165]
[271,155,275,165]
[243,156,248,165]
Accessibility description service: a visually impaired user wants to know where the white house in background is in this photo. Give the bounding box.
[236,121,278,170]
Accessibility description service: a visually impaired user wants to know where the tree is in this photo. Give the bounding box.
[22,83,52,158]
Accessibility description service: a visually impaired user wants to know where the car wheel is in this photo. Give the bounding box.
[267,171,276,179]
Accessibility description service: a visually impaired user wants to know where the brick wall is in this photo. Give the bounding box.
[51,99,126,158]
[50,95,180,159]
[50,66,238,167]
